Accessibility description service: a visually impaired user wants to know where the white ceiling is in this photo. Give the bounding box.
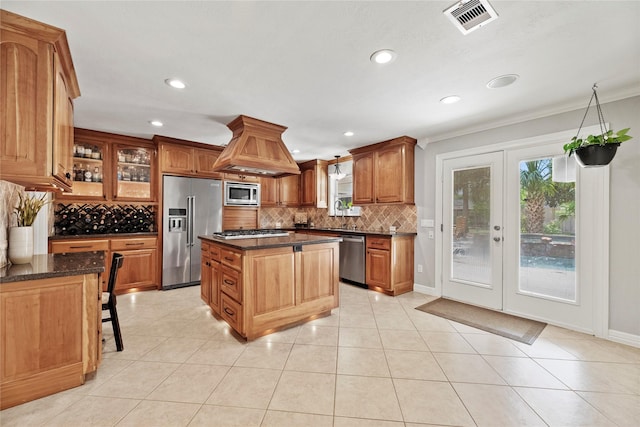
[4,1,640,161]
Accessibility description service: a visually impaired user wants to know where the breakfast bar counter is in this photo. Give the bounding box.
[199,233,340,339]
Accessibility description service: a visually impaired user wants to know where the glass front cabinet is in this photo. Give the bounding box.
[70,136,108,199]
[113,144,155,201]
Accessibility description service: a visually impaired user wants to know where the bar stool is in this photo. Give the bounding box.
[102,253,124,351]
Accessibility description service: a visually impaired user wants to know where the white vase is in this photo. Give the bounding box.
[9,226,34,265]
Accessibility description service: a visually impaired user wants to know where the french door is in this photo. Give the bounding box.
[442,152,503,310]
[441,143,606,333]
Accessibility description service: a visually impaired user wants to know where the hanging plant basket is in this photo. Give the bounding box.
[574,143,620,167]
[563,84,632,167]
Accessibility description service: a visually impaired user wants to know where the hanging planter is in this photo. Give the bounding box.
[563,84,632,167]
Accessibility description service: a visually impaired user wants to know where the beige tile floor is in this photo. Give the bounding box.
[2,283,639,426]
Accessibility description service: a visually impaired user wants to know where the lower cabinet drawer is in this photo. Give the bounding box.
[220,265,242,302]
[220,292,243,334]
[110,237,157,251]
[50,239,109,253]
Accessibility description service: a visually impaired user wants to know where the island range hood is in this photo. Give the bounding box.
[212,115,301,177]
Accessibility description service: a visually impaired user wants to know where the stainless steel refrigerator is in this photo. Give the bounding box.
[162,176,222,289]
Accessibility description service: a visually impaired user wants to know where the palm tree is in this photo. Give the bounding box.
[520,160,556,233]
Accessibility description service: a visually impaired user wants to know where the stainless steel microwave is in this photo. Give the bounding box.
[224,181,260,206]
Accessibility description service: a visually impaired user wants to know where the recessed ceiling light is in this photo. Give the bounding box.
[149,120,163,127]
[344,131,354,137]
[440,95,461,104]
[370,49,397,64]
[486,74,519,89]
[291,149,300,154]
[164,78,186,89]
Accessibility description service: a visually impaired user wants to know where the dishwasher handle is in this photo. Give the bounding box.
[341,235,365,243]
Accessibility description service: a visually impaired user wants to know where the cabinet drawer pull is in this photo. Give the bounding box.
[125,242,145,246]
[223,279,235,286]
[70,245,92,249]
[224,256,234,262]
[224,307,235,316]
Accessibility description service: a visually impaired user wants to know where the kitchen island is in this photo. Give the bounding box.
[0,252,105,409]
[199,233,340,340]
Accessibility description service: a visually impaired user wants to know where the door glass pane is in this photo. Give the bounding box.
[451,167,491,284]
[519,158,576,301]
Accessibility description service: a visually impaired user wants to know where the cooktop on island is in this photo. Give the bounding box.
[211,229,290,240]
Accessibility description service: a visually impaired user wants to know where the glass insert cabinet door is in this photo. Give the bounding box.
[70,140,106,198]
[114,145,153,200]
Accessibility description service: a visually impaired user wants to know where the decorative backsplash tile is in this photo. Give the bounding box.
[54,203,156,235]
[260,204,417,233]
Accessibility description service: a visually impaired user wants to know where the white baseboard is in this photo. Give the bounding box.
[607,329,640,348]
[413,283,439,296]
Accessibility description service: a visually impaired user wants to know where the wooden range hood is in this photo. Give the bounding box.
[212,115,300,177]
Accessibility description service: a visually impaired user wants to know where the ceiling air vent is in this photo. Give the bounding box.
[443,0,499,35]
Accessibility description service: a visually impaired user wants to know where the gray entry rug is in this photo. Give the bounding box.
[415,298,547,345]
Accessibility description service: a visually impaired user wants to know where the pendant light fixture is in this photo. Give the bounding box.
[329,155,346,180]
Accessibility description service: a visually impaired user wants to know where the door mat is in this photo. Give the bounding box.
[415,298,546,345]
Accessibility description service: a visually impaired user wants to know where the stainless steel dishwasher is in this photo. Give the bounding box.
[340,234,366,285]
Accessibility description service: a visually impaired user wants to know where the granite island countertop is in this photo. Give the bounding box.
[289,227,417,237]
[0,252,106,283]
[199,232,341,250]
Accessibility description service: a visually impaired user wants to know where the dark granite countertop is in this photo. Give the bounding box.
[49,232,158,241]
[199,233,341,250]
[289,227,417,237]
[0,252,106,283]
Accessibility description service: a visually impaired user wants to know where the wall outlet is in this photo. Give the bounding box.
[389,226,397,232]
[428,230,434,239]
[417,264,423,273]
[275,222,282,229]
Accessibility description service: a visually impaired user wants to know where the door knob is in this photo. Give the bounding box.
[494,225,501,231]
[493,236,501,242]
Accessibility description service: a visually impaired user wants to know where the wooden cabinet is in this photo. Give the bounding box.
[113,144,155,201]
[299,159,328,208]
[352,152,375,205]
[157,136,224,178]
[0,273,100,409]
[201,239,339,340]
[0,10,80,193]
[260,175,300,207]
[57,129,157,203]
[365,235,415,296]
[69,131,108,199]
[109,237,158,293]
[49,236,158,293]
[350,136,416,205]
[200,242,221,315]
[224,173,260,183]
[223,207,258,231]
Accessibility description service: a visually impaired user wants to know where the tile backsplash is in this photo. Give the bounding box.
[260,204,417,233]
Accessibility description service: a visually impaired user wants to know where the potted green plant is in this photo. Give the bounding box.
[563,128,632,167]
[564,84,633,167]
[8,193,48,264]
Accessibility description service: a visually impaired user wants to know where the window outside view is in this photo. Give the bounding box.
[519,158,576,301]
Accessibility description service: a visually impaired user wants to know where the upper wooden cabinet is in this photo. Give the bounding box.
[260,175,300,207]
[57,129,156,202]
[299,159,328,208]
[349,136,416,205]
[0,10,80,193]
[156,135,224,178]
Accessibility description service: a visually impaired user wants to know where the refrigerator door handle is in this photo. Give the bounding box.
[190,196,195,247]
[186,196,192,246]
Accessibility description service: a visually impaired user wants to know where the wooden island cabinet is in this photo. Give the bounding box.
[199,233,339,340]
[0,252,105,409]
